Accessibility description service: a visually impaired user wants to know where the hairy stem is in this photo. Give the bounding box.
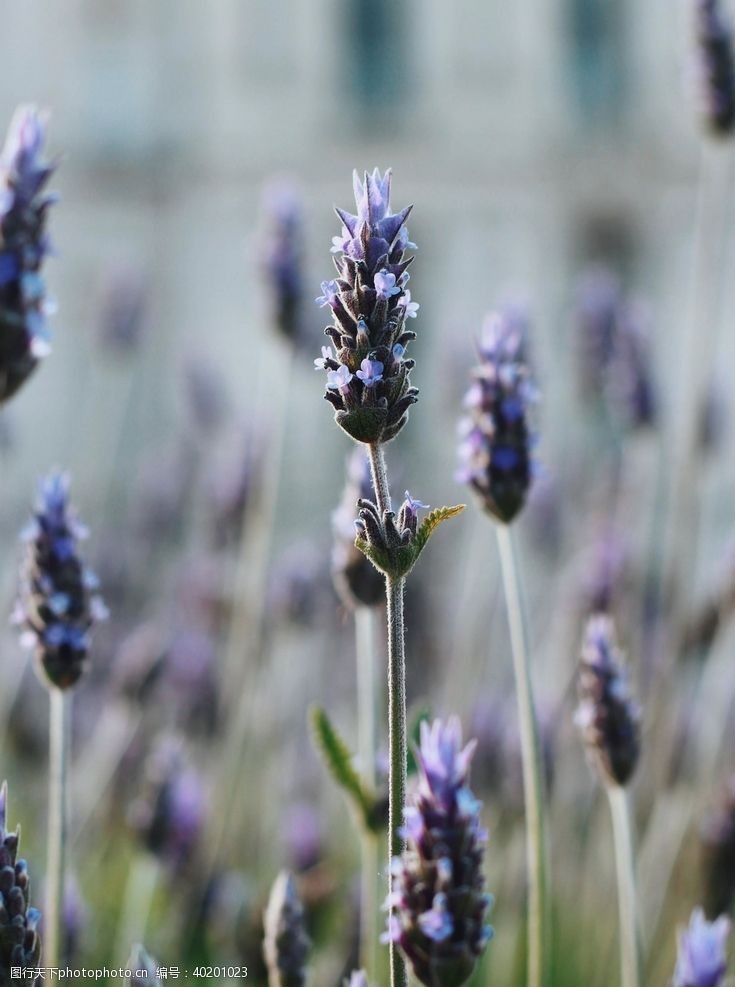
[386,574,407,987]
[47,688,70,969]
[608,785,642,987]
[368,442,392,514]
[496,524,549,987]
[356,605,379,977]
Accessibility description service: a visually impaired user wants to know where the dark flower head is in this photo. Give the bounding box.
[385,717,493,987]
[674,908,730,987]
[457,308,537,524]
[0,106,57,405]
[575,615,641,788]
[263,181,305,344]
[14,472,107,691]
[694,0,735,135]
[316,168,419,444]
[263,871,310,987]
[332,449,385,610]
[0,782,42,981]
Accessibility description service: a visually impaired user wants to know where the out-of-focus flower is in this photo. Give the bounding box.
[575,615,641,788]
[316,169,419,444]
[263,181,305,344]
[268,543,334,629]
[0,782,42,980]
[263,871,310,987]
[673,907,730,987]
[578,526,630,617]
[0,106,57,405]
[345,972,369,987]
[207,431,261,547]
[126,945,162,987]
[183,356,230,436]
[128,737,206,875]
[385,717,493,987]
[14,472,107,691]
[607,300,657,431]
[332,449,385,610]
[701,775,735,918]
[96,264,147,355]
[574,267,621,402]
[281,802,323,874]
[694,0,735,136]
[457,308,537,525]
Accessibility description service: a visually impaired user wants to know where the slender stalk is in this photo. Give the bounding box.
[607,785,642,987]
[366,442,407,987]
[356,605,379,978]
[496,523,549,987]
[386,575,407,987]
[46,688,70,969]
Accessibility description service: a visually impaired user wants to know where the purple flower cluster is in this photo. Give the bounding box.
[263,182,305,344]
[457,309,536,525]
[0,106,57,405]
[674,908,730,987]
[694,0,735,135]
[315,169,419,444]
[575,615,641,788]
[14,473,107,691]
[0,783,42,982]
[332,449,385,609]
[385,718,493,987]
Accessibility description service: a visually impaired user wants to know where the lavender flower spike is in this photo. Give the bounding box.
[14,472,107,691]
[0,106,57,404]
[575,615,641,788]
[457,308,536,524]
[263,181,305,344]
[0,782,42,982]
[263,871,310,987]
[316,168,419,444]
[694,0,735,136]
[674,908,730,987]
[386,717,493,987]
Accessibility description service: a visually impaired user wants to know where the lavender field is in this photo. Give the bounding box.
[1,3,735,986]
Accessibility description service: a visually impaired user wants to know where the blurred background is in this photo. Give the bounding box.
[1,1,735,984]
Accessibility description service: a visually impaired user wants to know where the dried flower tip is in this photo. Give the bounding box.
[0,106,57,405]
[14,471,107,691]
[263,871,310,987]
[457,307,536,524]
[315,168,419,443]
[575,615,641,787]
[386,717,493,987]
[674,907,730,987]
[0,782,42,982]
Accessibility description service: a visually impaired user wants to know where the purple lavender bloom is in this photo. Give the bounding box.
[316,169,419,444]
[386,717,493,987]
[575,615,641,787]
[263,872,310,987]
[694,0,735,135]
[14,472,107,691]
[574,266,621,402]
[355,358,384,386]
[263,181,306,343]
[344,972,369,987]
[607,300,657,431]
[457,308,536,524]
[96,264,147,355]
[0,782,42,981]
[313,345,335,370]
[0,107,57,405]
[332,449,385,610]
[674,908,730,987]
[327,364,354,395]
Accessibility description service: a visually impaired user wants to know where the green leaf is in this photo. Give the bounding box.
[411,504,466,560]
[310,706,374,830]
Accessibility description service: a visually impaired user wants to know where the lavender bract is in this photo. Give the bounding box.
[694,0,735,136]
[674,908,730,987]
[14,473,107,691]
[315,169,419,444]
[457,309,536,525]
[332,449,387,609]
[0,782,42,982]
[385,718,493,987]
[575,615,641,788]
[0,107,56,405]
[263,871,310,987]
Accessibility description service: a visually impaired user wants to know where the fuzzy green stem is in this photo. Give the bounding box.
[368,442,392,515]
[496,523,549,987]
[356,605,379,977]
[46,688,70,969]
[607,785,642,987]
